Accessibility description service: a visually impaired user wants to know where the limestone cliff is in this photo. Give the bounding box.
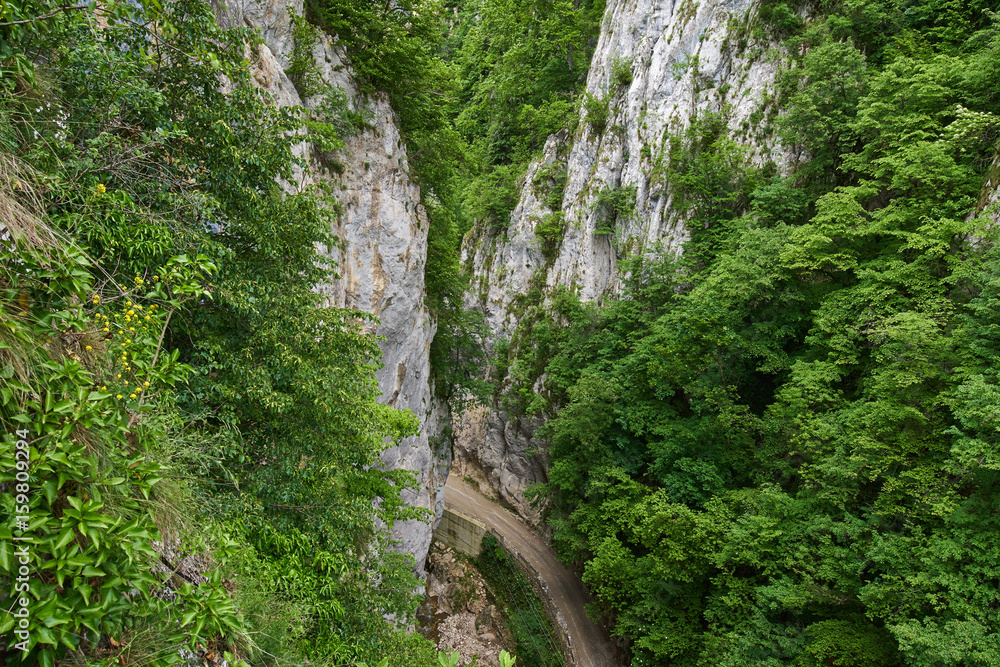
[458,0,787,521]
[214,0,446,573]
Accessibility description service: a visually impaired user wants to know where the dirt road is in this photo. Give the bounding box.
[444,476,617,667]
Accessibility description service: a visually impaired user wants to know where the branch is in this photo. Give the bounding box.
[0,4,89,27]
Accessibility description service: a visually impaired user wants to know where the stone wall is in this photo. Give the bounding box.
[435,508,489,558]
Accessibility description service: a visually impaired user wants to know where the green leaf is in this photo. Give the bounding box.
[35,626,57,646]
[54,527,76,551]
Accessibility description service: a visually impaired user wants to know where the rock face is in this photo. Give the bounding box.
[421,542,511,667]
[459,0,787,520]
[213,0,447,573]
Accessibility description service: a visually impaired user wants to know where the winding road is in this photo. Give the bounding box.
[444,476,617,667]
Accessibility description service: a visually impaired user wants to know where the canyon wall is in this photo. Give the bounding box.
[457,0,789,521]
[214,0,446,573]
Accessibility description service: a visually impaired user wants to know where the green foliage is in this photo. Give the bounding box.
[0,182,237,664]
[307,0,446,125]
[670,53,699,81]
[582,92,610,134]
[533,162,569,211]
[465,162,524,232]
[476,536,564,667]
[776,37,867,187]
[304,0,489,408]
[610,56,634,88]
[655,113,761,266]
[452,0,605,231]
[437,652,460,667]
[756,1,804,39]
[0,1,446,665]
[431,306,493,413]
[287,12,372,173]
[0,0,94,86]
[535,212,566,262]
[592,185,636,235]
[287,12,326,98]
[522,3,1000,666]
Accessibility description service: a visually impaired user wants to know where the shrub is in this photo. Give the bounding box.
[583,92,610,135]
[592,184,637,234]
[610,56,633,88]
[536,212,566,261]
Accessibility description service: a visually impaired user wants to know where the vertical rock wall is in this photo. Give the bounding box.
[214,0,446,573]
[458,0,789,521]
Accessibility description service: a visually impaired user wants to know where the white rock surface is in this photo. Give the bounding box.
[460,0,788,519]
[214,0,447,573]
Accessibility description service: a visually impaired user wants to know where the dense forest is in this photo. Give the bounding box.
[504,2,1000,666]
[2,0,1000,665]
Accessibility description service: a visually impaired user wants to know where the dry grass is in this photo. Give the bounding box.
[0,153,62,386]
[0,152,59,256]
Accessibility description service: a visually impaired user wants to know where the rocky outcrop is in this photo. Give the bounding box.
[421,542,511,667]
[214,0,446,573]
[452,406,548,525]
[459,0,787,519]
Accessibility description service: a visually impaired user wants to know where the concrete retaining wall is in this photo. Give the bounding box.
[435,508,488,557]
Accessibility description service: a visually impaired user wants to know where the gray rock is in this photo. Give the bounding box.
[213,0,447,575]
[460,0,790,522]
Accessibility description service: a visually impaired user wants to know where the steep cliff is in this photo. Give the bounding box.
[214,0,447,572]
[457,0,786,520]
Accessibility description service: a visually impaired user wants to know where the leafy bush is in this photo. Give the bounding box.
[0,2,445,665]
[528,4,1000,665]
[533,162,569,211]
[464,162,524,232]
[592,185,636,234]
[0,174,234,665]
[582,92,610,134]
[610,56,633,88]
[536,212,566,261]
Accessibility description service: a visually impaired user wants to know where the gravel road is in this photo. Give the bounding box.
[444,476,617,667]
